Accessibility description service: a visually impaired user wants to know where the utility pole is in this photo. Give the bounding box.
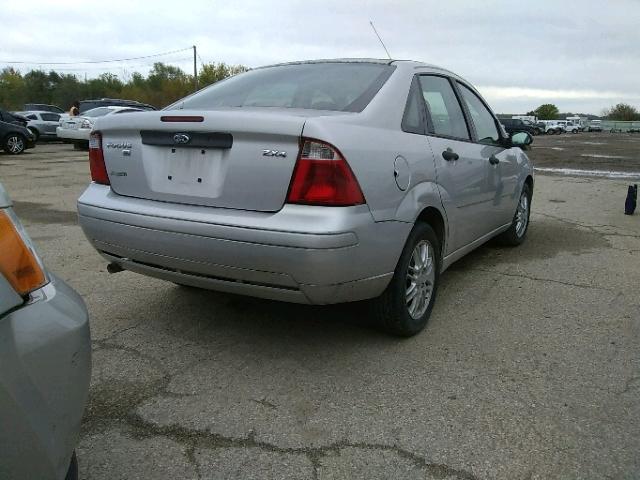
[193,45,198,92]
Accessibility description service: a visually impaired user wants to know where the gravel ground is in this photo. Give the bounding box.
[1,142,639,479]
[527,131,640,172]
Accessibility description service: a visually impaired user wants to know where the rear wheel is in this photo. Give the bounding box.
[497,183,532,246]
[369,223,440,337]
[3,133,26,154]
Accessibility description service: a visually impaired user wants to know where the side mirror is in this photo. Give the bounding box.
[511,131,533,149]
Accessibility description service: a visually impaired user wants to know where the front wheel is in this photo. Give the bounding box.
[3,134,26,154]
[497,183,532,246]
[369,223,440,337]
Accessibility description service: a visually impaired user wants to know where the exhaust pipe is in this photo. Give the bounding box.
[106,262,124,274]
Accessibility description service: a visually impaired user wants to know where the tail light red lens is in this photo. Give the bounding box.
[286,138,365,206]
[89,131,110,185]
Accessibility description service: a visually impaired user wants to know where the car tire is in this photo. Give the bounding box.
[64,451,78,480]
[3,133,26,154]
[28,127,40,142]
[497,183,532,246]
[369,222,441,337]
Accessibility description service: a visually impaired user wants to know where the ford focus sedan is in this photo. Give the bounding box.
[0,182,91,479]
[77,59,533,336]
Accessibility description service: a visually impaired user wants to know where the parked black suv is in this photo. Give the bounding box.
[0,109,28,127]
[78,98,155,114]
[0,120,36,154]
[500,118,539,136]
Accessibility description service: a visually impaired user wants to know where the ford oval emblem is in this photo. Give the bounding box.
[173,133,190,144]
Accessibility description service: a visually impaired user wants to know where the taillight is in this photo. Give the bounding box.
[286,138,365,206]
[0,209,47,296]
[89,131,109,185]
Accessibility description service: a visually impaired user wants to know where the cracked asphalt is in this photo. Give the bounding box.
[1,142,639,479]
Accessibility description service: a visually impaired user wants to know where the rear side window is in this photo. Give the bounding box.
[41,113,60,121]
[401,77,425,134]
[418,76,470,140]
[177,63,396,112]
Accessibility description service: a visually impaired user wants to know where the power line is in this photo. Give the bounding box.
[0,47,193,65]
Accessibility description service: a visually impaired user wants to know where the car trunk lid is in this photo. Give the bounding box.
[97,109,334,212]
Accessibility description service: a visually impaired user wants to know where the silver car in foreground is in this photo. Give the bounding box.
[78,59,533,336]
[0,183,91,479]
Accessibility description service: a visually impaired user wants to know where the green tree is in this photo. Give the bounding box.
[603,103,639,121]
[534,104,559,120]
[0,60,248,111]
[0,67,26,109]
[199,62,248,87]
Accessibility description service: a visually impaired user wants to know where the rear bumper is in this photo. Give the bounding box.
[56,126,90,141]
[0,276,91,480]
[78,184,411,304]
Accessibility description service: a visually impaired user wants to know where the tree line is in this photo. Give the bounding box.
[527,103,640,121]
[0,62,248,111]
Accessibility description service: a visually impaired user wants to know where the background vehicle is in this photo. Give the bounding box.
[563,122,581,133]
[0,109,28,127]
[78,59,534,337]
[588,120,603,132]
[501,118,539,135]
[0,182,91,480]
[521,119,544,135]
[0,120,35,154]
[23,103,65,114]
[539,120,563,134]
[57,106,143,148]
[14,111,62,141]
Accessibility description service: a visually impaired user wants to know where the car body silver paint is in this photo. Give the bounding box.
[78,59,533,303]
[0,275,91,480]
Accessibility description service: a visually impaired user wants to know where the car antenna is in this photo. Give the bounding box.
[369,21,392,60]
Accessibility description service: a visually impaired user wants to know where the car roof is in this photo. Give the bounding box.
[256,58,455,73]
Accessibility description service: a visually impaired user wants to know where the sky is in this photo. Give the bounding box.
[1,0,639,114]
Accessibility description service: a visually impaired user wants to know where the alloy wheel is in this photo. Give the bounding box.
[515,191,529,238]
[6,135,25,154]
[406,240,435,319]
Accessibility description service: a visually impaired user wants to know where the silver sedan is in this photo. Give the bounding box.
[78,59,533,336]
[0,182,91,479]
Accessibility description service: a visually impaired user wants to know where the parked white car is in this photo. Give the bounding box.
[57,106,142,147]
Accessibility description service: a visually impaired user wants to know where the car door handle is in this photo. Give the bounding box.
[442,149,459,161]
[489,155,500,165]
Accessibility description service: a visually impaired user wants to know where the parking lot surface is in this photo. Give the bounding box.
[1,141,638,479]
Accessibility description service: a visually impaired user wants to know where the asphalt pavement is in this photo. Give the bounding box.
[0,143,638,479]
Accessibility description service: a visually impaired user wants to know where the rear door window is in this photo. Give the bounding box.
[41,113,60,122]
[418,76,470,140]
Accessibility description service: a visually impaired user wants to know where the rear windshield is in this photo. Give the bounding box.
[82,107,113,118]
[174,62,395,112]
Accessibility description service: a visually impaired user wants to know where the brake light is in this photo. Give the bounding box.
[0,209,47,296]
[160,115,204,122]
[89,131,110,185]
[286,138,365,206]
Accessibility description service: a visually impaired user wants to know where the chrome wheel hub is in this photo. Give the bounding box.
[406,240,435,320]
[7,136,24,154]
[515,192,529,237]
